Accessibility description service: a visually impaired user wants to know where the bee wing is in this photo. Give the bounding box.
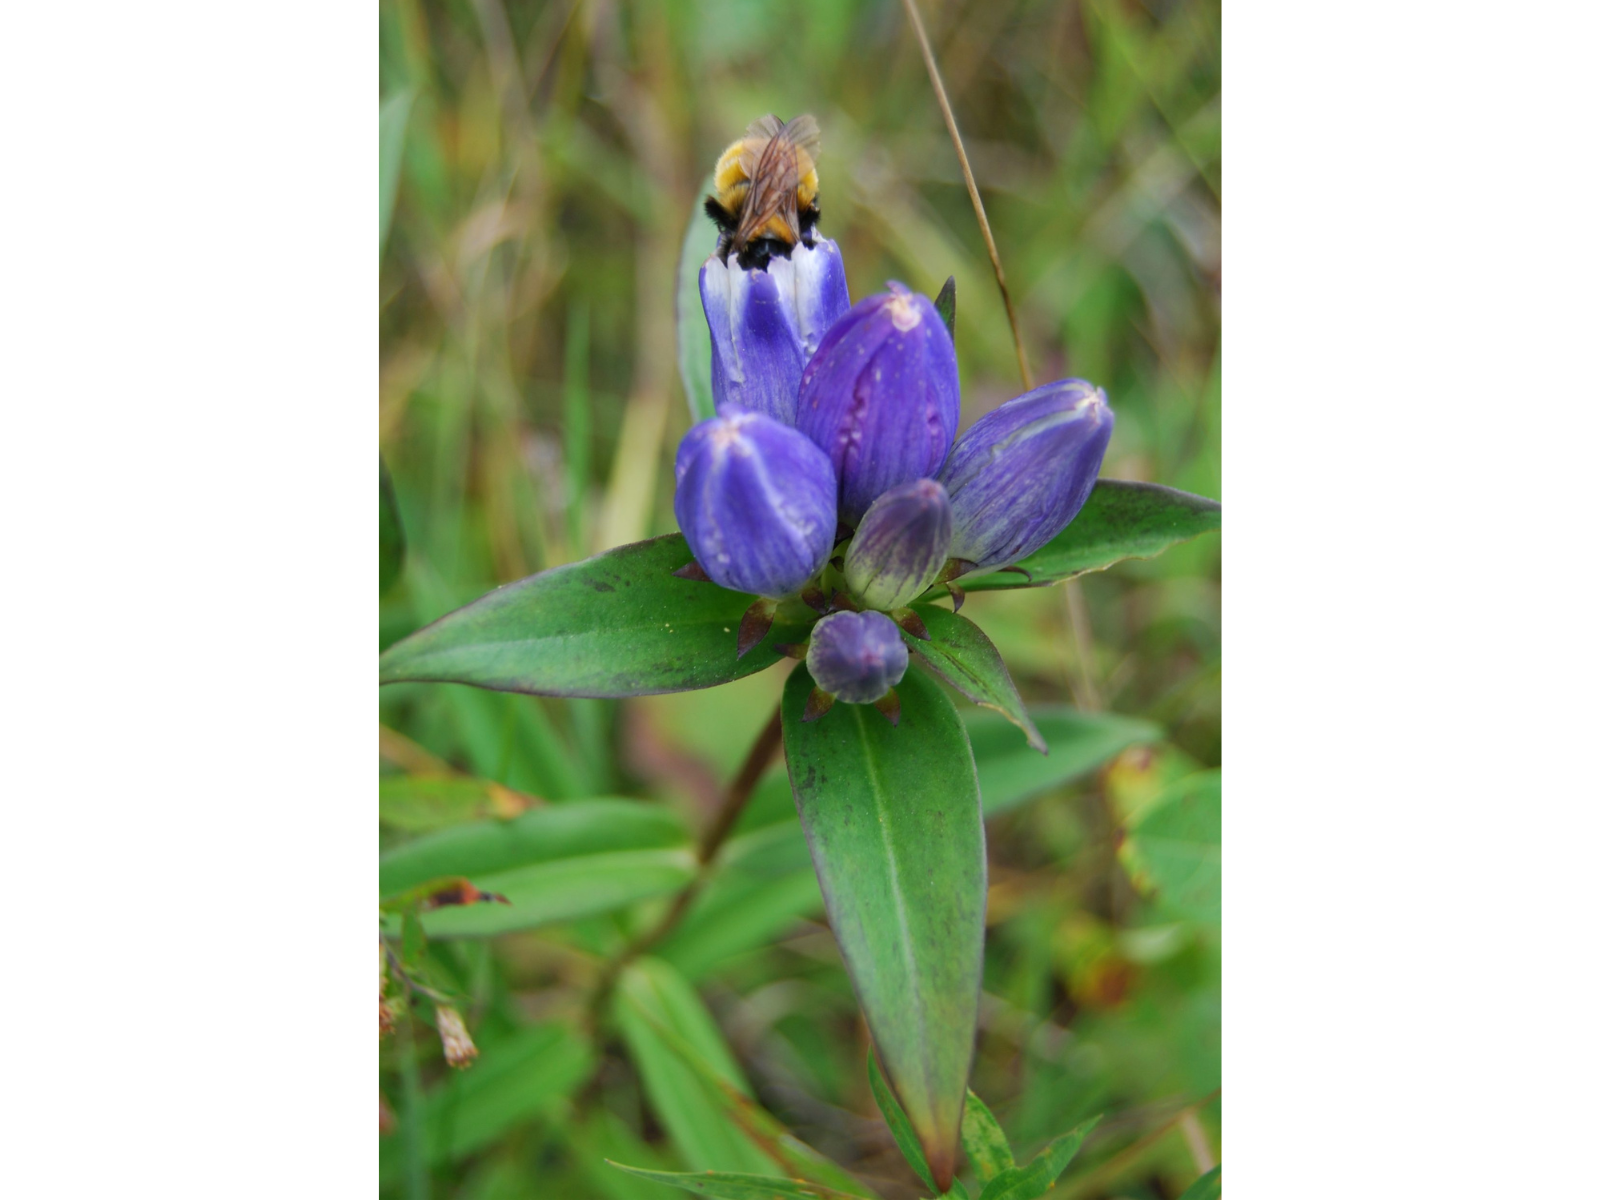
[733,120,808,249]
[781,113,821,161]
[736,114,785,175]
[745,114,785,141]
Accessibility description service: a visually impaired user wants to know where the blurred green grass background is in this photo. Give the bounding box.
[379,0,1219,1195]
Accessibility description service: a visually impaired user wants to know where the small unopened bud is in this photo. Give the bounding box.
[941,379,1114,570]
[806,610,908,704]
[436,1006,478,1069]
[843,478,953,611]
[674,410,838,598]
[795,283,960,524]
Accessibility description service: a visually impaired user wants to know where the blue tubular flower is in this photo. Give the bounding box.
[700,238,850,425]
[794,282,960,525]
[806,610,908,704]
[940,379,1114,570]
[843,478,952,611]
[674,411,838,598]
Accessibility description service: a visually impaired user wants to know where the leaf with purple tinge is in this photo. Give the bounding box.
[784,665,985,1192]
[867,1053,934,1192]
[379,534,810,697]
[906,605,1045,754]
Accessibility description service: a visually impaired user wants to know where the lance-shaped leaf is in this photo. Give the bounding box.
[1177,1166,1221,1200]
[906,605,1044,753]
[614,957,779,1175]
[625,980,876,1197]
[606,1163,862,1200]
[977,1116,1100,1200]
[378,774,533,833]
[961,481,1219,592]
[960,1091,1015,1183]
[655,821,824,981]
[867,1052,934,1192]
[379,89,414,257]
[783,665,986,1192]
[1119,771,1221,926]
[379,534,809,697]
[380,799,694,938]
[378,1022,592,1186]
[963,707,1162,816]
[380,457,406,593]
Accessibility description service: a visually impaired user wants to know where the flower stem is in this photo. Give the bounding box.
[900,0,1034,391]
[587,703,785,1017]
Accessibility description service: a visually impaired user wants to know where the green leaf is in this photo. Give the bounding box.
[656,823,823,981]
[677,173,720,423]
[380,458,406,593]
[605,1163,860,1200]
[1176,1166,1221,1200]
[1120,771,1220,925]
[407,848,695,937]
[908,606,1044,753]
[379,534,810,697]
[615,958,779,1175]
[381,798,688,891]
[964,707,1161,816]
[431,681,585,799]
[867,1054,934,1192]
[960,1091,1014,1183]
[961,481,1219,592]
[624,985,877,1197]
[570,1111,682,1200]
[379,1022,592,1185]
[378,775,532,833]
[934,275,956,338]
[379,89,414,257]
[785,666,986,1192]
[380,799,694,937]
[976,1116,1100,1200]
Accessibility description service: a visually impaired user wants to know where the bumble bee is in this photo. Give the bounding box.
[703,114,822,271]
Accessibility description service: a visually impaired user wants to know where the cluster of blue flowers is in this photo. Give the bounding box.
[675,233,1114,710]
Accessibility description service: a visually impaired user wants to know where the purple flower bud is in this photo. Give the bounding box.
[940,379,1114,570]
[700,238,850,425]
[674,411,838,598]
[843,478,953,611]
[806,610,909,704]
[794,282,960,525]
